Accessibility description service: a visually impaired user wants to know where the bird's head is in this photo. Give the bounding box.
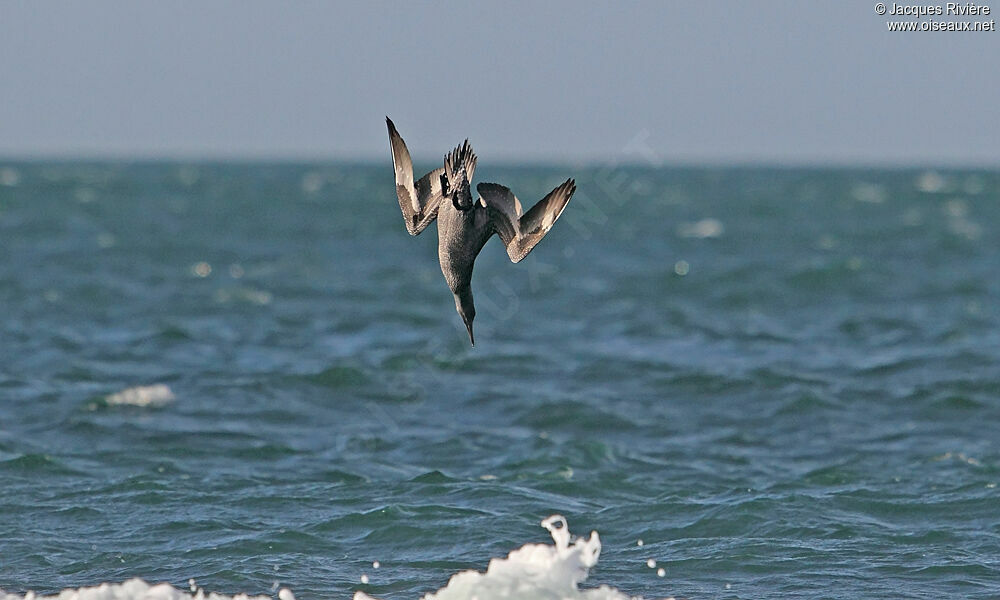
[444,140,477,211]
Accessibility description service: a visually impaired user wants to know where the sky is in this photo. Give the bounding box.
[1,1,997,165]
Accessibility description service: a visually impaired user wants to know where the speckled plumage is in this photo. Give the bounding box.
[387,117,576,345]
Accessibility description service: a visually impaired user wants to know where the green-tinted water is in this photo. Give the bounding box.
[1,163,998,599]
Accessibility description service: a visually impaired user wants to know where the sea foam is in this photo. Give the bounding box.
[2,517,659,600]
[357,515,644,600]
[104,384,175,407]
[0,579,278,600]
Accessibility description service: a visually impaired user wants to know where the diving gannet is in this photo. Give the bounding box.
[386,117,576,345]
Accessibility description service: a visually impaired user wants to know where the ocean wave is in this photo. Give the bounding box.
[102,384,175,408]
[0,579,276,600]
[357,516,647,600]
[1,517,666,600]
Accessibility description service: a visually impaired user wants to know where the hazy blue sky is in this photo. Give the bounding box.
[1,1,997,164]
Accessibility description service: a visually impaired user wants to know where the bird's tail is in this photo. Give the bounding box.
[444,139,477,185]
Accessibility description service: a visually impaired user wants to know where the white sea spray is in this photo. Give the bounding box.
[1,517,668,600]
[0,579,278,600]
[104,384,175,408]
[356,515,651,600]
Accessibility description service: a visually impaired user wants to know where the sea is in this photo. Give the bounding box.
[0,162,998,600]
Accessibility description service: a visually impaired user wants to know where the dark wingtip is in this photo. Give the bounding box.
[465,321,475,346]
[564,178,577,197]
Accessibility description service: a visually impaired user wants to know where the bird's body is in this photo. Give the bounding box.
[436,196,490,293]
[436,198,490,342]
[386,117,576,345]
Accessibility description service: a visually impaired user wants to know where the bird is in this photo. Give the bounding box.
[386,117,576,346]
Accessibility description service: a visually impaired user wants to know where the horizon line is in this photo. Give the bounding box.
[1,152,999,171]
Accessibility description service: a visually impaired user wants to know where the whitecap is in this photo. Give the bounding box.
[677,218,723,239]
[0,578,274,600]
[104,384,175,407]
[850,182,886,204]
[915,171,947,194]
[357,515,648,600]
[301,172,325,195]
[0,166,20,187]
[2,517,665,600]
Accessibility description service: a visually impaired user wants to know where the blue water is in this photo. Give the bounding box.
[1,163,998,599]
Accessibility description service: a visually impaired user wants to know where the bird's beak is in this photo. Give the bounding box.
[464,319,475,346]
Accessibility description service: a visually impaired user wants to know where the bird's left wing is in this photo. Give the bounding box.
[387,117,446,235]
[477,179,576,263]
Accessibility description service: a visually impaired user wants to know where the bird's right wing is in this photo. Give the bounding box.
[387,117,446,235]
[477,179,576,263]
